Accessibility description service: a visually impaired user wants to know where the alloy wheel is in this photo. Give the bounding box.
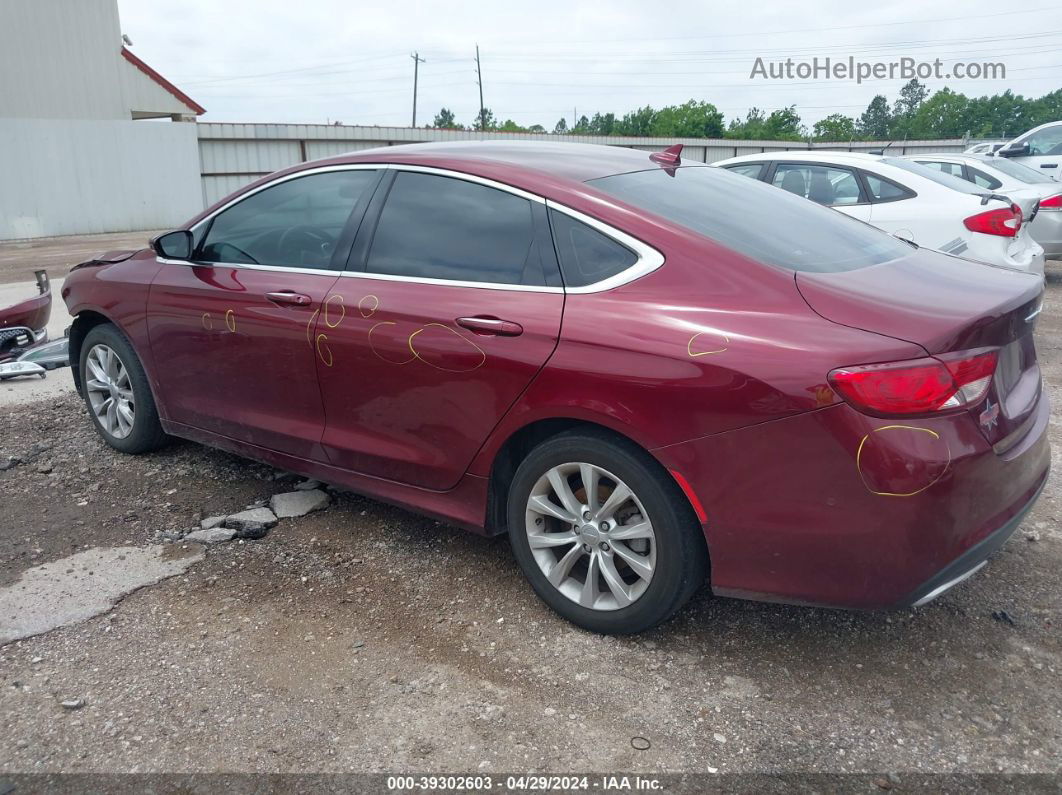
[85,344,135,439]
[525,462,656,611]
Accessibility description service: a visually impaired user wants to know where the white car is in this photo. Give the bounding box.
[714,151,1045,275]
[965,142,1006,155]
[903,152,1062,259]
[994,120,1062,182]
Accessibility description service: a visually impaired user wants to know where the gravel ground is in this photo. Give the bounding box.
[0,271,1060,779]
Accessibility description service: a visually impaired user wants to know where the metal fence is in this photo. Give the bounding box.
[197,122,974,208]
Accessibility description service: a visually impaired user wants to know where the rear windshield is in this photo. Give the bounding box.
[587,166,910,273]
[883,157,986,195]
[977,157,1048,184]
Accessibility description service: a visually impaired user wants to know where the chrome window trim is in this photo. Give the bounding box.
[545,200,665,294]
[174,161,664,293]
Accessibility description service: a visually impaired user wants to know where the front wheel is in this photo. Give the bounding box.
[507,430,708,634]
[80,324,168,454]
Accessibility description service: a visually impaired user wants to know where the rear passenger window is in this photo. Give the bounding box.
[549,210,638,288]
[863,174,911,202]
[771,164,862,206]
[919,161,964,178]
[366,172,547,285]
[723,163,765,180]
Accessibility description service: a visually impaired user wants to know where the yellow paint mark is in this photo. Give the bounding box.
[225,309,236,333]
[315,333,333,367]
[324,294,346,329]
[201,313,213,331]
[368,321,416,365]
[305,307,319,347]
[688,331,729,358]
[408,323,487,373]
[855,425,951,498]
[358,294,379,318]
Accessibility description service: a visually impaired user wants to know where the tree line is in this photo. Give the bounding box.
[429,81,1062,142]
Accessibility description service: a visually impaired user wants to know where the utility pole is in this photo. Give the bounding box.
[475,44,485,132]
[410,51,426,127]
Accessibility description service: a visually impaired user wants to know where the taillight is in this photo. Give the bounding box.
[963,204,1022,237]
[829,350,998,416]
[1039,194,1062,211]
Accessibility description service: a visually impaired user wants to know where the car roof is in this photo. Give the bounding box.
[718,151,886,165]
[316,140,669,185]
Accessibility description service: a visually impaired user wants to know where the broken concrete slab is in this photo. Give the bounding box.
[0,544,204,645]
[270,489,331,519]
[223,507,277,539]
[185,527,236,544]
[199,515,227,530]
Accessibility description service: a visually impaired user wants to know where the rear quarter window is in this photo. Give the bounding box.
[549,210,638,287]
[588,166,910,273]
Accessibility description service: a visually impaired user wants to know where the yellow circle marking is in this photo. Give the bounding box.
[368,321,416,365]
[855,425,952,498]
[201,313,213,331]
[224,309,236,333]
[407,323,487,373]
[315,333,333,367]
[324,294,346,329]
[688,332,729,357]
[358,294,379,318]
[305,307,320,346]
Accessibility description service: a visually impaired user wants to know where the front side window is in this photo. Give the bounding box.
[722,163,766,180]
[771,164,863,206]
[1021,123,1062,156]
[199,170,378,269]
[365,172,546,285]
[589,166,911,273]
[549,210,638,287]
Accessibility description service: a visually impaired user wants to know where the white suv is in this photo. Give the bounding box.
[995,121,1062,182]
[714,151,1045,275]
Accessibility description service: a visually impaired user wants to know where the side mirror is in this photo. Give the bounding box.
[152,230,194,261]
[997,141,1029,158]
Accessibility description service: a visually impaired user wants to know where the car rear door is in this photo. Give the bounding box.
[147,167,383,459]
[313,168,565,490]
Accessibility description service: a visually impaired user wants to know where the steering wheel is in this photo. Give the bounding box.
[277,225,334,261]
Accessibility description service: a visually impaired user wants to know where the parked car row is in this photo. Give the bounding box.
[63,140,1049,634]
[715,149,1058,271]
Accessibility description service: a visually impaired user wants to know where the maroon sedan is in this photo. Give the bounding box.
[62,141,1049,634]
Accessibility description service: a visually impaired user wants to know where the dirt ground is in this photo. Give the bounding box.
[0,231,158,286]
[0,260,1060,780]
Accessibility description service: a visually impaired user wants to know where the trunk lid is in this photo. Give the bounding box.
[796,248,1044,449]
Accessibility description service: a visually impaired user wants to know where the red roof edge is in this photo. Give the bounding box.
[121,46,206,116]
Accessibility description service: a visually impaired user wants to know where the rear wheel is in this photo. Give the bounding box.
[507,430,708,634]
[80,324,168,454]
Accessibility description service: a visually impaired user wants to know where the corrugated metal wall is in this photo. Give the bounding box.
[196,123,971,207]
[0,119,202,239]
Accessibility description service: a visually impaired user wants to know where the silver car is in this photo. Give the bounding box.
[905,153,1062,258]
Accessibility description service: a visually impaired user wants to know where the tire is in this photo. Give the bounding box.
[79,324,168,454]
[507,429,708,634]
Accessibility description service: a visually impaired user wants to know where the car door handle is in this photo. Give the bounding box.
[1040,163,1058,168]
[456,316,524,337]
[266,291,312,306]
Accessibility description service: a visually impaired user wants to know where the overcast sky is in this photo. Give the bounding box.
[117,0,1061,133]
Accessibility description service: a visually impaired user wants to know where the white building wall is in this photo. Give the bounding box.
[0,119,202,239]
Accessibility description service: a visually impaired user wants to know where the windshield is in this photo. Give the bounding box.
[978,157,1051,184]
[883,157,986,195]
[588,166,911,273]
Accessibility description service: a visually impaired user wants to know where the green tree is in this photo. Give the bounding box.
[762,106,805,140]
[813,113,857,141]
[473,108,496,132]
[496,119,526,132]
[615,105,656,136]
[858,95,892,139]
[906,88,969,138]
[571,114,592,135]
[651,100,725,138]
[553,117,568,134]
[725,107,767,139]
[430,108,459,129]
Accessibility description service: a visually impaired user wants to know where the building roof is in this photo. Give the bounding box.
[121,47,205,116]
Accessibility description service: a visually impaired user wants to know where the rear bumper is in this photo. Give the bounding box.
[898,474,1045,607]
[654,393,1051,609]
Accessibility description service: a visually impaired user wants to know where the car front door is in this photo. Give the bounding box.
[768,162,873,223]
[1013,123,1062,181]
[147,167,382,459]
[313,168,565,490]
